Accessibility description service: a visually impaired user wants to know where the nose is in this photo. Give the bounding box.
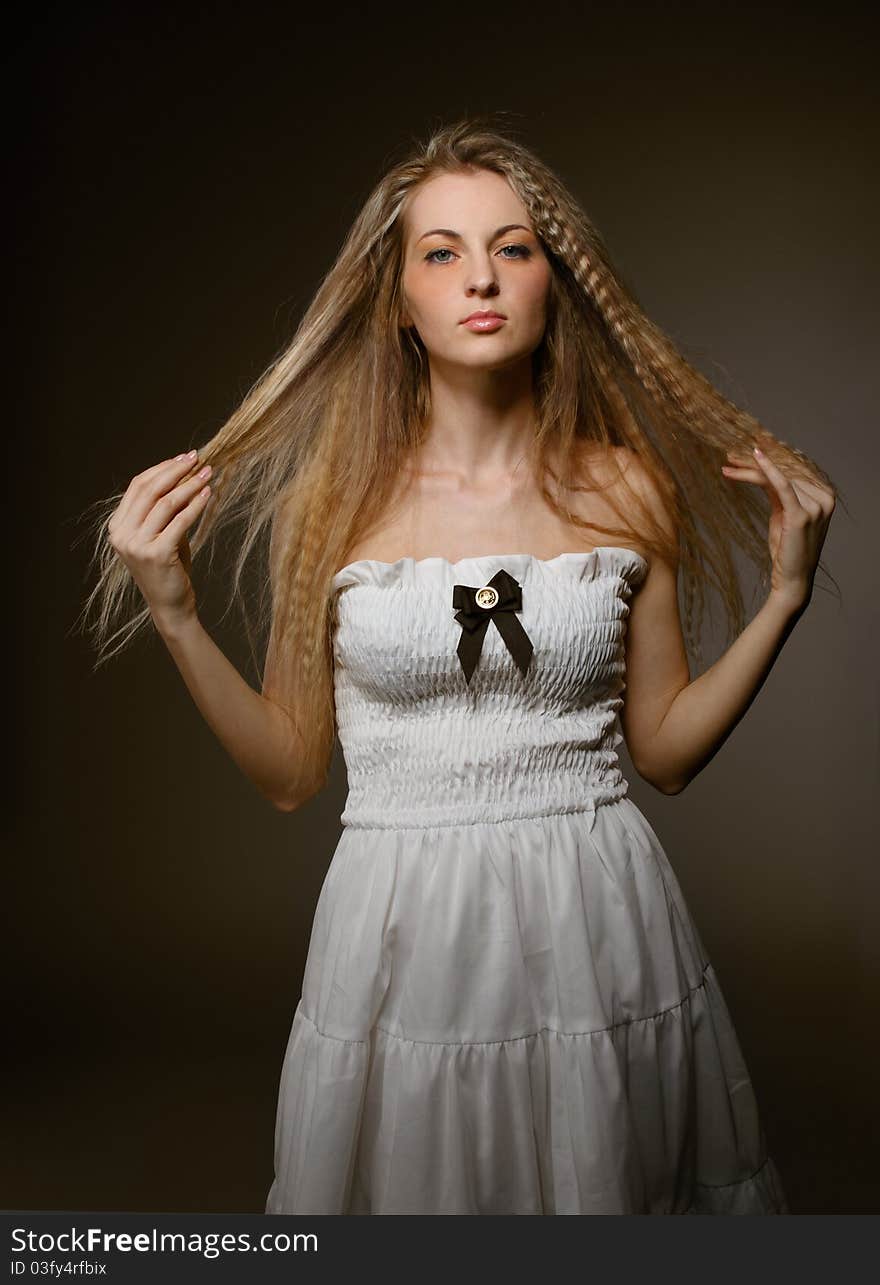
[465,255,500,297]
[466,276,500,298]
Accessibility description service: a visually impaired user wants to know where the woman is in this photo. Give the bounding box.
[81,116,837,1214]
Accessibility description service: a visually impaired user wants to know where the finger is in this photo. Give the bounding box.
[724,456,763,472]
[775,472,835,509]
[114,453,202,533]
[752,447,805,515]
[727,448,834,511]
[112,452,199,532]
[150,480,213,555]
[721,465,767,481]
[140,468,212,541]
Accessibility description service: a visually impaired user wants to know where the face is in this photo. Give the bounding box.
[400,168,553,372]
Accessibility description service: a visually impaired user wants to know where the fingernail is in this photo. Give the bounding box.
[754,446,763,456]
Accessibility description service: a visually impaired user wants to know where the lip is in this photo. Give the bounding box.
[461,310,507,332]
[461,310,507,323]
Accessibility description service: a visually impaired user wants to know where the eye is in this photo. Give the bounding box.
[423,243,533,264]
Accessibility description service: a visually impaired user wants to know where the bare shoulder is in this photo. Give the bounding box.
[568,440,658,497]
[609,444,670,504]
[608,444,679,564]
[563,442,677,566]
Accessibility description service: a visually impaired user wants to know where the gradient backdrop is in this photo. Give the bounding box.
[10,1,878,1214]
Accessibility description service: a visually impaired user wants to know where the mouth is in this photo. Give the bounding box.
[461,310,507,332]
[461,310,507,323]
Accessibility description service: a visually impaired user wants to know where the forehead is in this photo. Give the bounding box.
[403,169,532,237]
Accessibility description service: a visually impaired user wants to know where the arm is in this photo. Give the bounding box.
[158,613,316,812]
[620,445,834,795]
[107,452,317,813]
[624,579,804,795]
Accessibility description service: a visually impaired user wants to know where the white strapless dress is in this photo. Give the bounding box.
[264,548,788,1214]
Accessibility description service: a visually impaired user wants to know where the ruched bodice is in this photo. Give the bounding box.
[331,547,648,830]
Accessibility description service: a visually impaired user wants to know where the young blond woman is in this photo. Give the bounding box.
[80,116,837,1214]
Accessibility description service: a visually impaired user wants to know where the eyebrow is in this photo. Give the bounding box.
[416,223,532,244]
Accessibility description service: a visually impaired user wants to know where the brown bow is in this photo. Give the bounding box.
[452,568,533,685]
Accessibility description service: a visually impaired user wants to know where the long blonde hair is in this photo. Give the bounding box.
[75,113,842,799]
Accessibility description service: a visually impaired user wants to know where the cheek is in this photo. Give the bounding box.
[412,281,458,338]
[404,271,443,320]
[522,265,552,314]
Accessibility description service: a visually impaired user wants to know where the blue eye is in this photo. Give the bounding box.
[424,244,532,264]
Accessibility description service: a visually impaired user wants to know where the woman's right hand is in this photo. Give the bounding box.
[107,451,213,633]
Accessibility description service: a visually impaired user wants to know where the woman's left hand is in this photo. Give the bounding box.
[721,444,836,614]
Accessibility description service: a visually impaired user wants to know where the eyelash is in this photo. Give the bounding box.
[424,244,532,264]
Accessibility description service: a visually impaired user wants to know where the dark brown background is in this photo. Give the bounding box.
[9,1,878,1214]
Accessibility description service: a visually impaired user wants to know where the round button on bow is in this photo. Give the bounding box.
[452,568,533,685]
